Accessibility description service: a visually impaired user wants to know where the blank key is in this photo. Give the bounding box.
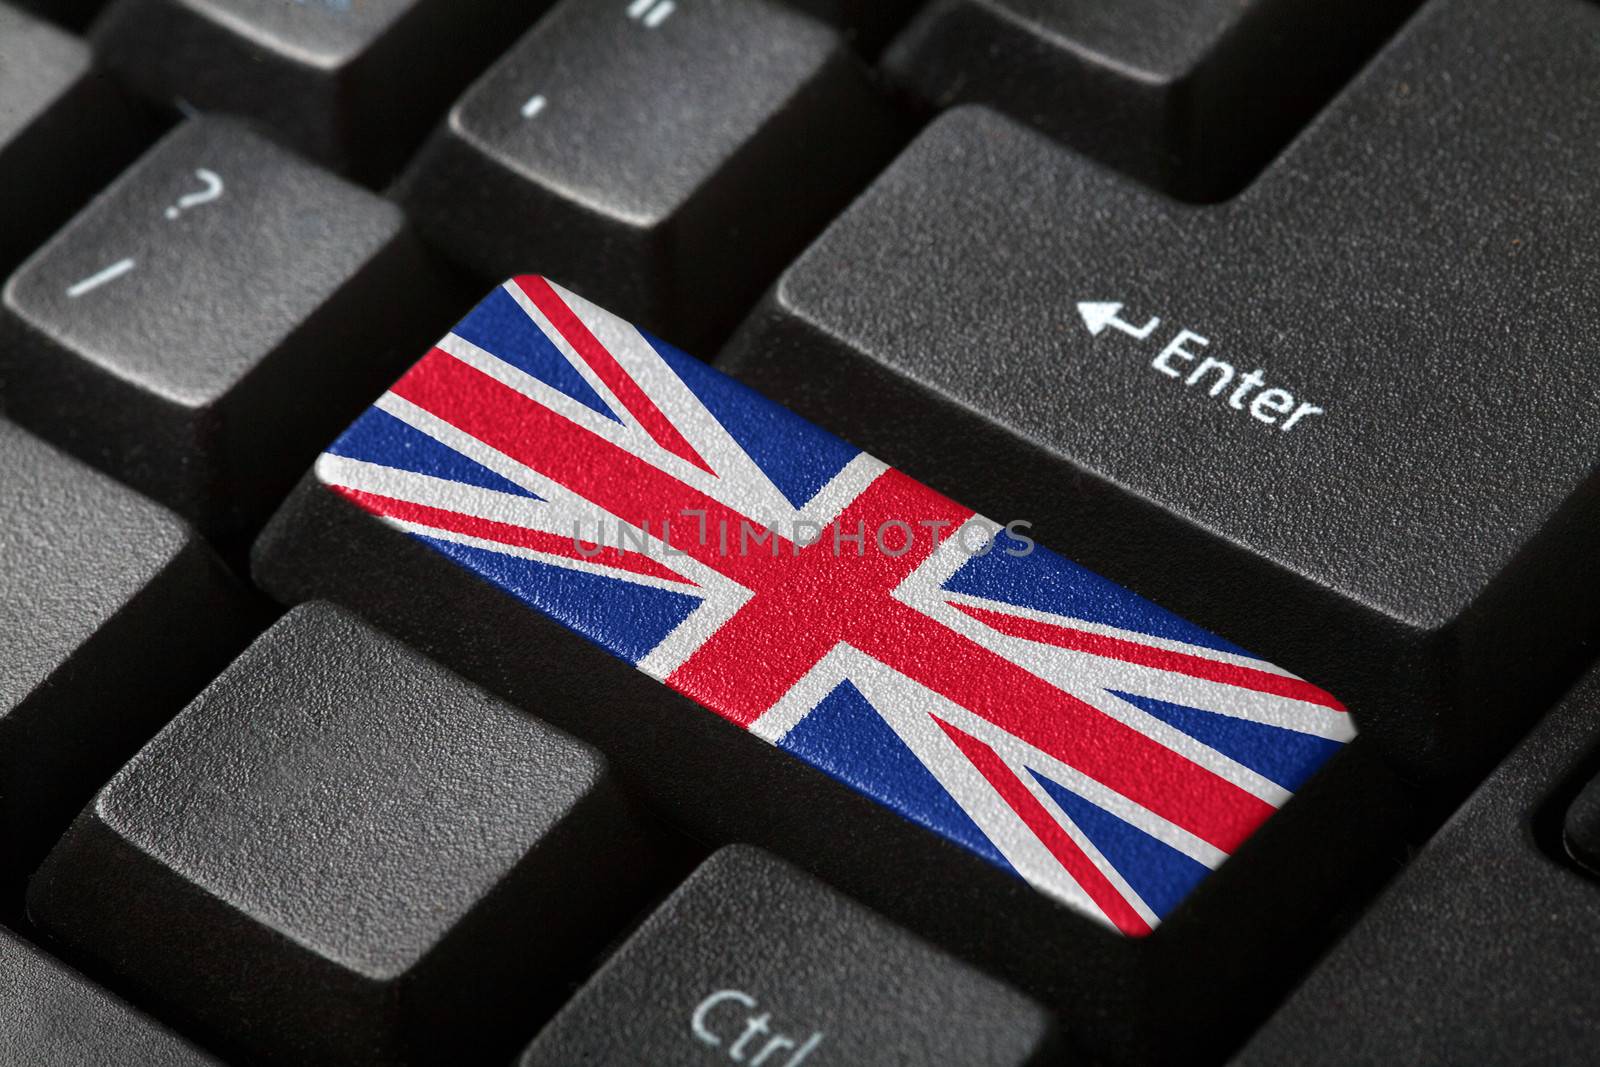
[29,603,670,1067]
[0,926,221,1066]
[0,417,251,892]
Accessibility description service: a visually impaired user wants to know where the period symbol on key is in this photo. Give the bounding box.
[627,0,675,27]
[165,169,224,220]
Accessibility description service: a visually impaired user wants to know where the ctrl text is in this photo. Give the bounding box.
[691,988,824,1065]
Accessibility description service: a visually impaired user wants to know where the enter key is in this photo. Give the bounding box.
[720,0,1600,781]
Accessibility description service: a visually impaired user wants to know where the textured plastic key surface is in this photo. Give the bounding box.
[0,3,145,273]
[0,417,250,891]
[520,846,1057,1066]
[0,926,221,1066]
[1234,664,1600,1066]
[398,0,900,348]
[883,0,1419,199]
[253,276,1410,1065]
[0,116,439,537]
[28,602,666,1067]
[89,0,545,178]
[723,0,1600,782]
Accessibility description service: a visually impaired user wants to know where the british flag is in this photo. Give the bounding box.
[314,275,1354,936]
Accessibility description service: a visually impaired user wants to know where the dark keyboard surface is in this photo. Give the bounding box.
[1235,661,1600,1065]
[1,1,1598,1064]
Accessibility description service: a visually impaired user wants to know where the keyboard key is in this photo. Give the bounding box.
[0,418,251,892]
[0,926,220,1065]
[89,0,542,179]
[398,0,900,348]
[29,602,667,1067]
[519,846,1058,1066]
[723,0,1600,783]
[254,276,1412,1064]
[1233,662,1600,1066]
[0,4,146,273]
[882,0,1420,199]
[0,116,442,538]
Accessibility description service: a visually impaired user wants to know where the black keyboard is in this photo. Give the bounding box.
[3,1,1599,1064]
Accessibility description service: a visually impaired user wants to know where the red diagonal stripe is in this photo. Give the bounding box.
[389,348,783,588]
[330,486,694,584]
[854,601,1274,854]
[936,717,1152,936]
[951,603,1346,711]
[516,276,715,475]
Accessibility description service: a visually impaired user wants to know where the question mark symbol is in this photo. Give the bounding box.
[165,169,225,220]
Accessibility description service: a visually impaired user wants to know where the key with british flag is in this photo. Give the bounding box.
[254,276,1409,1064]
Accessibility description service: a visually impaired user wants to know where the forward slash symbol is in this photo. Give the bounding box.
[1077,301,1160,340]
[66,258,136,298]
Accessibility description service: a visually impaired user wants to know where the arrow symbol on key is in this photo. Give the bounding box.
[1077,301,1160,340]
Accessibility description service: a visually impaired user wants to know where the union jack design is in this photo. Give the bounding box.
[315,276,1354,935]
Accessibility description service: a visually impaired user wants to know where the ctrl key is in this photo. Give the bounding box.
[519,846,1058,1066]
